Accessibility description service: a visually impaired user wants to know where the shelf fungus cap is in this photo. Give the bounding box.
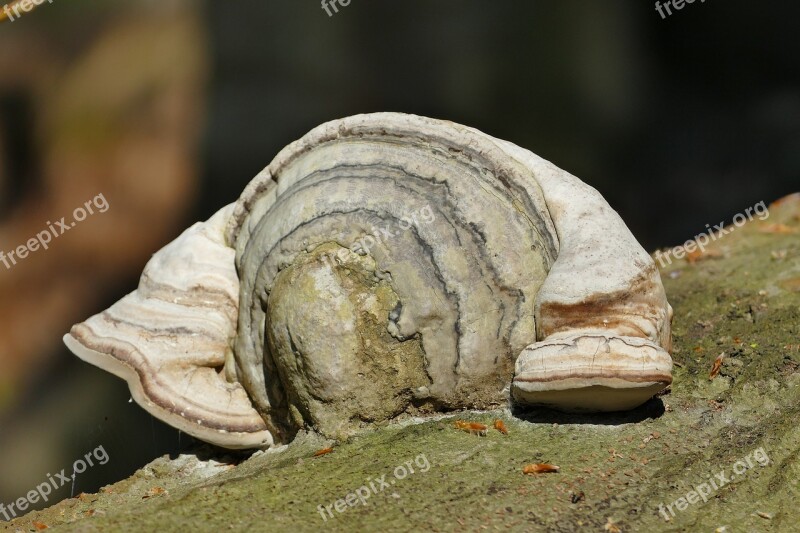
[63,205,273,449]
[63,112,675,448]
[495,135,674,412]
[512,333,673,412]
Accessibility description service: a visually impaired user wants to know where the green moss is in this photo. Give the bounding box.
[7,200,800,532]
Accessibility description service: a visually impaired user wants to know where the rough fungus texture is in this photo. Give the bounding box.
[64,113,673,449]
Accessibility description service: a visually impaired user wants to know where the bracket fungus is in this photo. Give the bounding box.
[64,113,673,449]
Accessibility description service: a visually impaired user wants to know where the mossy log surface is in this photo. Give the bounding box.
[4,195,799,533]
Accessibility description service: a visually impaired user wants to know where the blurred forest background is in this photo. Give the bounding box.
[0,0,797,512]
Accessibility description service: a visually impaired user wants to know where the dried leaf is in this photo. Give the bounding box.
[142,486,167,499]
[454,420,488,436]
[709,353,725,379]
[686,248,722,264]
[313,447,334,457]
[522,463,560,474]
